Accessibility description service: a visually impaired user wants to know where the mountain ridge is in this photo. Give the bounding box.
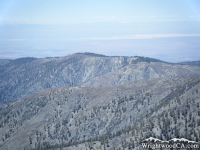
[1,52,200,149]
[1,53,200,103]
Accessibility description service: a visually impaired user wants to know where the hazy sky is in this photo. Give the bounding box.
[0,0,200,62]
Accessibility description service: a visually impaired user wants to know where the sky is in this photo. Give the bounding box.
[0,0,200,62]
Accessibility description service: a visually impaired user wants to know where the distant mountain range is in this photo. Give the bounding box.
[0,53,200,149]
[1,53,200,104]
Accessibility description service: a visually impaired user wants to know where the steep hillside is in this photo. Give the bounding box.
[0,59,12,67]
[0,53,130,103]
[0,76,200,150]
[1,53,200,103]
[83,61,200,87]
[180,60,200,66]
[1,53,200,150]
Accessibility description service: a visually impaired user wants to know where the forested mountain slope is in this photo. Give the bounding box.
[0,76,200,150]
[1,53,200,150]
[1,53,200,103]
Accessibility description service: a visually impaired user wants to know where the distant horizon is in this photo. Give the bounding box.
[1,51,200,63]
[1,1,200,63]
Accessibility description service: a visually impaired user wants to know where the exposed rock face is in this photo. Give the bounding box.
[1,53,200,103]
[0,54,136,103]
[83,61,200,87]
[0,53,200,150]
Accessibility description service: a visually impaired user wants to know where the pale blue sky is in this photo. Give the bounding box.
[0,0,200,62]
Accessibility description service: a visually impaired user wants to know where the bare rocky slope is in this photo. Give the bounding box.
[0,53,200,150]
[1,53,200,103]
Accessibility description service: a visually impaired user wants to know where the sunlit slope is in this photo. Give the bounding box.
[1,53,200,103]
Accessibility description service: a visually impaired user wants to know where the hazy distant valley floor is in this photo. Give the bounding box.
[0,53,200,150]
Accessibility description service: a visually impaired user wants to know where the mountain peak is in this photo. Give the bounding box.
[75,52,107,57]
